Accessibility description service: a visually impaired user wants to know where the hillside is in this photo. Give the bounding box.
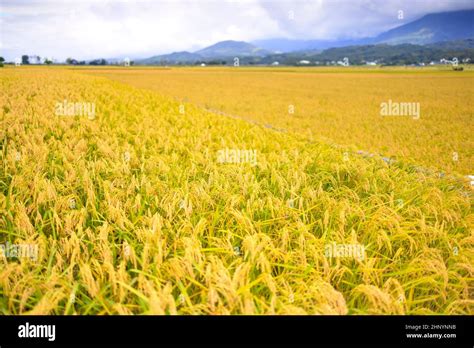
[195,40,270,58]
[375,9,474,45]
[138,40,271,64]
[254,10,474,52]
[139,51,202,65]
[253,39,474,65]
[304,40,474,65]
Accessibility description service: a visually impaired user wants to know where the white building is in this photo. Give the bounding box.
[337,58,349,66]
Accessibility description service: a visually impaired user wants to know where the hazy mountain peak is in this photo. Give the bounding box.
[255,9,474,52]
[195,40,271,58]
[375,9,474,45]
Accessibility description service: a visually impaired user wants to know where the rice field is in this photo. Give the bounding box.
[83,66,474,176]
[0,66,473,315]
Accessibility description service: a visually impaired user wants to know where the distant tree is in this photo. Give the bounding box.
[66,57,79,65]
[44,59,53,65]
[21,55,30,64]
[66,57,74,64]
[0,57,5,63]
[89,58,107,65]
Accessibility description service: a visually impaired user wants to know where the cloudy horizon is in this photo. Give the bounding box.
[1,0,473,61]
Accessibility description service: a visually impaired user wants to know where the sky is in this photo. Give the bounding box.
[1,0,473,61]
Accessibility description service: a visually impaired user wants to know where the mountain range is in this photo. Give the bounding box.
[139,41,271,65]
[255,9,474,52]
[136,9,474,65]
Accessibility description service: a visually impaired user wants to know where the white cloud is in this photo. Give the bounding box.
[1,0,283,60]
[0,0,472,61]
[258,0,474,39]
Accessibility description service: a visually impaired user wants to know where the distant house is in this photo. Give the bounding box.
[335,57,349,66]
[271,61,279,66]
[366,61,377,66]
[200,63,206,67]
[440,58,460,65]
[298,60,310,65]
